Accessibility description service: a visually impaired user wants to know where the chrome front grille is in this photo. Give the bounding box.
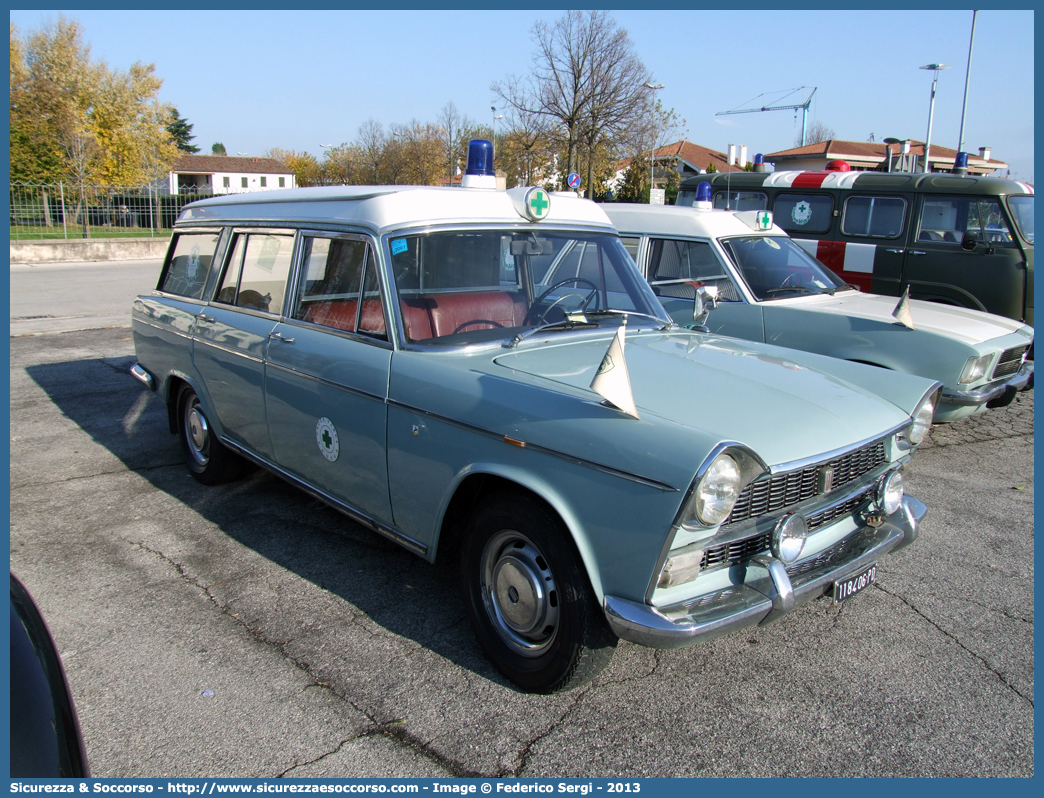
[806,488,874,531]
[699,488,875,572]
[701,532,772,570]
[786,534,861,578]
[724,440,886,526]
[992,344,1030,379]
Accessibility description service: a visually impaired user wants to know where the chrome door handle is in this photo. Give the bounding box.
[268,331,295,343]
[196,312,215,322]
[885,249,904,254]
[908,250,927,256]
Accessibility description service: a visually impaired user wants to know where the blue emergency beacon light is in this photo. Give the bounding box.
[693,181,713,211]
[461,139,497,188]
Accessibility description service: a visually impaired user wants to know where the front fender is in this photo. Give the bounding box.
[432,462,611,601]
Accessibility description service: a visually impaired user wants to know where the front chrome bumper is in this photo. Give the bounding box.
[603,496,926,650]
[940,361,1033,406]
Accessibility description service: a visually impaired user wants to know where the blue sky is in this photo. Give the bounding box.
[9,9,1035,181]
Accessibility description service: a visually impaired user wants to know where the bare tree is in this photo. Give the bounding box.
[499,104,554,188]
[493,11,652,198]
[798,120,836,147]
[436,102,473,185]
[575,17,652,196]
[357,118,385,183]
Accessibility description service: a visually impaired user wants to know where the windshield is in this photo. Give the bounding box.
[387,229,670,345]
[1008,196,1034,245]
[720,235,847,301]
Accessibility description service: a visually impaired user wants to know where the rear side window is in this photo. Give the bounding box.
[620,236,640,262]
[842,196,907,239]
[159,232,220,299]
[773,193,833,234]
[292,236,386,340]
[647,238,741,301]
[215,232,295,314]
[712,191,769,211]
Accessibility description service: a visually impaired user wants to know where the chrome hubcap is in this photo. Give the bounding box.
[481,530,559,656]
[185,401,210,466]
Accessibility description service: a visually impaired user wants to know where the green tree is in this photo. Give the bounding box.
[211,142,227,155]
[10,18,98,183]
[10,16,178,186]
[264,148,321,187]
[167,107,199,153]
[706,162,717,173]
[614,160,647,203]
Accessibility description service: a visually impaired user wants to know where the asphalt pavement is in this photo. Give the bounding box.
[7,261,1035,777]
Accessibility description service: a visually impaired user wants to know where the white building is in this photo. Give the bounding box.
[168,155,296,195]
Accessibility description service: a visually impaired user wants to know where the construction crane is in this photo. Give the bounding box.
[716,87,818,146]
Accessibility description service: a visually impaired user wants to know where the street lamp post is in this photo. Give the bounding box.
[957,11,978,156]
[919,63,951,173]
[491,106,504,160]
[643,83,665,203]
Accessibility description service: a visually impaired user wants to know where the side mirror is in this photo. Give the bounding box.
[961,230,978,251]
[693,284,719,328]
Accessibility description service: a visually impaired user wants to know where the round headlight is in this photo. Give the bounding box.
[772,512,808,564]
[695,454,742,526]
[879,469,905,516]
[909,393,936,445]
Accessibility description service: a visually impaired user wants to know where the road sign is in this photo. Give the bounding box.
[567,173,581,189]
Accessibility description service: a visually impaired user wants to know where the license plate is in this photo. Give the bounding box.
[833,564,877,602]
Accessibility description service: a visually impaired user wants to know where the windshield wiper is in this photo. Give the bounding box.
[826,283,860,295]
[764,285,816,296]
[505,318,598,348]
[584,309,675,330]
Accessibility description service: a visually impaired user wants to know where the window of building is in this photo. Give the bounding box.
[241,177,248,188]
[260,177,267,187]
[279,177,285,188]
[223,176,230,188]
[842,196,907,239]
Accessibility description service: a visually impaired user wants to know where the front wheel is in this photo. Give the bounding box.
[178,385,243,485]
[461,492,617,693]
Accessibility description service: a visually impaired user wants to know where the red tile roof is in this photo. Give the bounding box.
[765,139,1005,167]
[620,140,748,174]
[172,155,293,175]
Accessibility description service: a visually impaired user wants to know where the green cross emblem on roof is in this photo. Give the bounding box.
[526,188,550,220]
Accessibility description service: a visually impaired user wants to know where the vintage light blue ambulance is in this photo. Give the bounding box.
[606,190,1032,423]
[131,141,940,693]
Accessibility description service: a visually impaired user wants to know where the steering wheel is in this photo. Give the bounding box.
[524,277,600,325]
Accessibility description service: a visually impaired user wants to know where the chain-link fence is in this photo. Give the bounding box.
[9,182,257,241]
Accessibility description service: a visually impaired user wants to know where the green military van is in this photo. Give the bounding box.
[677,168,1034,325]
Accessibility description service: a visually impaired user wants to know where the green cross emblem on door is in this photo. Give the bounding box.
[525,188,550,221]
[322,429,333,449]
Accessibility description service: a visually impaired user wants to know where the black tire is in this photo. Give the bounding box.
[177,385,243,485]
[461,492,617,693]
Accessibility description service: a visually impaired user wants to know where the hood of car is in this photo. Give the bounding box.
[773,291,1030,345]
[492,329,911,469]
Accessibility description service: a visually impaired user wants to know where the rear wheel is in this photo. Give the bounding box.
[461,492,617,693]
[178,386,243,485]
